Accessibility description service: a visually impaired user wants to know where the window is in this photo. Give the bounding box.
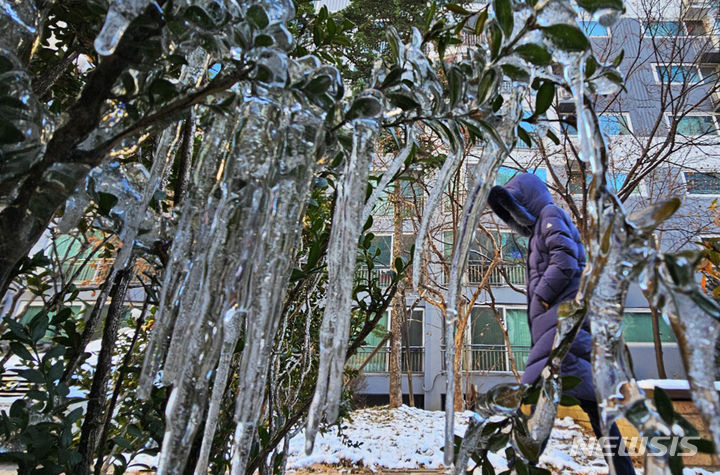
[599,114,632,135]
[495,166,547,186]
[685,172,720,194]
[622,311,676,343]
[701,66,718,83]
[645,21,683,36]
[401,309,424,347]
[468,231,528,285]
[401,308,425,372]
[469,306,531,372]
[368,235,392,267]
[673,115,719,136]
[359,311,389,372]
[471,307,505,345]
[580,20,609,36]
[685,20,706,36]
[655,65,701,84]
[570,170,639,194]
[470,231,528,264]
[607,172,639,194]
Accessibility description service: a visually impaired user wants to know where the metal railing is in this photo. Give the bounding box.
[467,261,526,286]
[65,258,154,288]
[355,266,394,288]
[442,344,530,373]
[65,258,113,286]
[347,346,425,373]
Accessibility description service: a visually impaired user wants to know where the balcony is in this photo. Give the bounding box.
[443,344,531,373]
[466,261,526,286]
[355,266,394,288]
[64,258,154,288]
[347,346,425,373]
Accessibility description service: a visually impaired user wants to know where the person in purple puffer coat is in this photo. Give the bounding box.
[488,173,635,475]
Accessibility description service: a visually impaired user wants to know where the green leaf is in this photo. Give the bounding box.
[96,192,118,217]
[305,74,332,95]
[487,21,502,60]
[0,97,27,109]
[561,375,582,391]
[514,43,552,66]
[346,95,383,120]
[30,314,48,342]
[517,126,532,147]
[9,342,33,362]
[148,78,176,103]
[612,49,625,67]
[501,64,529,82]
[184,6,217,29]
[477,69,497,105]
[246,4,269,29]
[653,386,674,425]
[560,394,580,406]
[17,368,45,385]
[546,129,560,145]
[474,9,489,35]
[447,3,471,14]
[0,55,13,74]
[387,92,420,111]
[541,24,590,52]
[494,0,513,37]
[535,81,554,116]
[0,119,24,145]
[576,0,623,13]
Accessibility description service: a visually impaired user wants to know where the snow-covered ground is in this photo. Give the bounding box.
[286,405,720,474]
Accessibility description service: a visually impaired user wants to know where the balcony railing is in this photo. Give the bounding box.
[355,266,394,288]
[65,258,154,288]
[347,346,425,373]
[467,261,526,286]
[442,344,530,373]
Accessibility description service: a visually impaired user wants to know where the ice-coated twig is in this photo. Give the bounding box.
[305,118,379,454]
[412,146,464,290]
[94,0,153,56]
[361,125,414,225]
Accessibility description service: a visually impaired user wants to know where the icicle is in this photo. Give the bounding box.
[412,146,463,290]
[0,0,40,62]
[94,0,153,56]
[305,116,379,454]
[442,146,506,466]
[230,101,325,474]
[193,309,243,475]
[361,125,414,225]
[647,253,720,454]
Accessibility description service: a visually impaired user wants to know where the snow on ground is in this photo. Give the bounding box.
[287,405,720,474]
[637,379,720,392]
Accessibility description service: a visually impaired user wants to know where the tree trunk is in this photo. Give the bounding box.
[77,267,132,475]
[454,310,467,411]
[402,310,414,407]
[649,303,668,379]
[648,234,668,379]
[388,185,404,408]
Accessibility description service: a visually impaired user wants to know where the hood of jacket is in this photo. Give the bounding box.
[487,173,554,237]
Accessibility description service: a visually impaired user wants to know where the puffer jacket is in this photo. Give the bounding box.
[488,173,594,401]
